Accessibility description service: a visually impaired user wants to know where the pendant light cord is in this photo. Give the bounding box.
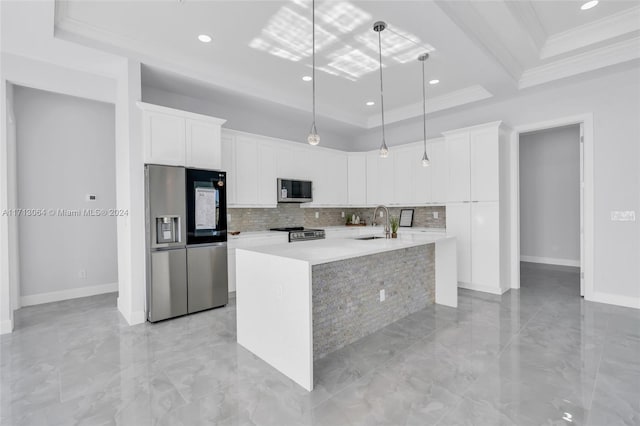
[422,59,427,152]
[311,0,316,133]
[377,29,386,143]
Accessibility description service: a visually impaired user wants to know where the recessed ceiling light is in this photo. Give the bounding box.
[429,79,440,85]
[580,0,598,10]
[302,75,313,82]
[198,34,212,43]
[366,101,375,106]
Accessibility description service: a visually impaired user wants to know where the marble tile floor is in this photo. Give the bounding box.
[1,262,638,425]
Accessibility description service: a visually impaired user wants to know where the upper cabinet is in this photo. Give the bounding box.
[139,102,226,170]
[444,122,505,202]
[347,154,367,206]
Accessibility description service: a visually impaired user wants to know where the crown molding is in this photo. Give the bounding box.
[503,1,547,52]
[366,85,493,129]
[540,6,640,59]
[520,36,640,89]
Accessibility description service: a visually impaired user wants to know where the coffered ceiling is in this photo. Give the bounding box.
[7,0,639,130]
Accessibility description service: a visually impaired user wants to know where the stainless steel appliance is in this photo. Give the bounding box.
[270,226,325,242]
[145,165,228,322]
[277,178,313,203]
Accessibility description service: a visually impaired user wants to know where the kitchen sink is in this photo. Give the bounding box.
[354,236,386,240]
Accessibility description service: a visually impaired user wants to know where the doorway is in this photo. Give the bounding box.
[519,124,582,296]
[510,114,593,300]
[11,86,118,323]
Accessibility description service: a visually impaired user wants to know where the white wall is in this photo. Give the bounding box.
[519,125,580,266]
[355,66,640,307]
[13,86,117,304]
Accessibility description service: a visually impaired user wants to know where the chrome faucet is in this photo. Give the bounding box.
[371,205,391,239]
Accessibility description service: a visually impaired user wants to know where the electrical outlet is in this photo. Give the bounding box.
[315,212,319,219]
[79,269,87,279]
[341,211,345,218]
[433,211,438,219]
[379,211,384,218]
[379,289,385,302]
[227,214,231,222]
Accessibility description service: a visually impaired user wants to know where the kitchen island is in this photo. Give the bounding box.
[235,232,456,391]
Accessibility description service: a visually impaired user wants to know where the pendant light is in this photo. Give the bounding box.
[373,21,388,158]
[418,53,430,167]
[307,0,320,146]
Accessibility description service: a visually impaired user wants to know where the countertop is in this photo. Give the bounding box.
[237,232,454,265]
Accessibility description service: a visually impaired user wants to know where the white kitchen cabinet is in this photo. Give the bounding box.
[445,132,471,202]
[185,119,222,170]
[393,146,414,205]
[444,121,510,294]
[412,144,431,204]
[347,154,367,206]
[143,110,185,166]
[221,134,236,205]
[446,202,472,284]
[365,151,381,206]
[234,136,260,205]
[471,202,500,290]
[257,143,278,206]
[430,140,448,204]
[140,102,225,169]
[378,154,394,205]
[276,145,296,179]
[470,127,500,201]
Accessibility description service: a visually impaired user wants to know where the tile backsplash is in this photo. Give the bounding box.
[228,204,446,232]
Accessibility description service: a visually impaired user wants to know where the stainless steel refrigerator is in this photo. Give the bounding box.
[145,165,228,322]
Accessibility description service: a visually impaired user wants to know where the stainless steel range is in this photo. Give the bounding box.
[270,227,325,242]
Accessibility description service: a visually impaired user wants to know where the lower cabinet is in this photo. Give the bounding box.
[446,201,502,293]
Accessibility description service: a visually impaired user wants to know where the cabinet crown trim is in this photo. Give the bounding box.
[137,102,227,126]
[441,121,504,137]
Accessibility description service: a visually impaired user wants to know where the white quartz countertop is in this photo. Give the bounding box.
[238,233,454,265]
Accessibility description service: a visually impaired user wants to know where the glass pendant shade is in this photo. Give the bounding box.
[379,140,389,158]
[308,123,320,146]
[421,150,430,167]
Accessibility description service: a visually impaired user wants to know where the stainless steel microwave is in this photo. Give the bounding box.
[277,178,312,203]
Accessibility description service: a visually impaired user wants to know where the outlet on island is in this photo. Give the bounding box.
[379,289,385,302]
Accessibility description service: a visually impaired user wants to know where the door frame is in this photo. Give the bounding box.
[509,114,594,301]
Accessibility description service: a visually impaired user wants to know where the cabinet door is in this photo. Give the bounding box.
[379,154,394,205]
[393,147,414,205]
[470,127,499,201]
[234,136,259,205]
[276,145,296,179]
[326,152,348,205]
[431,141,448,204]
[446,202,471,284]
[143,111,185,166]
[471,202,500,290]
[221,134,236,205]
[257,142,278,206]
[347,154,367,205]
[413,144,432,204]
[366,151,380,206]
[446,133,470,202]
[185,119,221,170]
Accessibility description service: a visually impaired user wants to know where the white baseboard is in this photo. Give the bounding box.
[117,296,147,325]
[589,291,640,310]
[520,255,580,268]
[458,282,507,295]
[20,282,118,307]
[0,319,13,335]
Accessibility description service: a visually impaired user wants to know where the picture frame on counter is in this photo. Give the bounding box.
[399,209,414,227]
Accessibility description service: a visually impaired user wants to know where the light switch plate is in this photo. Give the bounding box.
[611,211,636,221]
